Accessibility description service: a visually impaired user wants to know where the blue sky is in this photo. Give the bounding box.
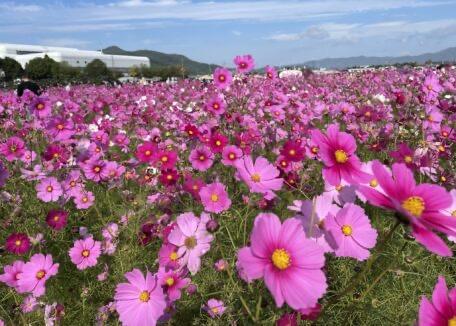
[1,0,456,66]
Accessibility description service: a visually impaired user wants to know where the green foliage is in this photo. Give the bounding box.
[25,55,59,80]
[0,57,24,81]
[137,64,186,80]
[84,59,113,81]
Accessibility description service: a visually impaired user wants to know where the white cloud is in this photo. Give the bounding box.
[0,2,41,12]
[39,38,91,48]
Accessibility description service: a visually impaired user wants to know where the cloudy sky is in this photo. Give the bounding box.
[1,0,456,66]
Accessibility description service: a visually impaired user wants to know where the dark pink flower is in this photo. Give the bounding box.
[5,233,31,255]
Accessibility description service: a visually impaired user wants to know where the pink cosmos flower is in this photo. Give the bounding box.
[0,136,25,161]
[418,276,456,326]
[237,213,327,310]
[30,97,51,118]
[81,157,110,182]
[234,54,255,74]
[21,295,38,313]
[158,243,181,270]
[311,124,370,186]
[213,67,233,89]
[292,192,339,253]
[5,233,31,255]
[221,145,242,166]
[209,132,228,153]
[46,117,74,141]
[157,267,190,301]
[199,182,231,213]
[36,177,63,202]
[235,155,283,199]
[422,73,443,101]
[389,143,416,169]
[204,299,226,318]
[74,190,95,209]
[168,212,213,275]
[0,260,24,289]
[265,65,277,80]
[17,254,59,297]
[324,203,378,261]
[114,269,166,326]
[69,237,102,270]
[136,141,157,163]
[205,95,227,115]
[189,146,214,171]
[358,161,456,256]
[155,150,178,169]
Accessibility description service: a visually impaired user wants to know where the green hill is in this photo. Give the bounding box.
[102,46,217,75]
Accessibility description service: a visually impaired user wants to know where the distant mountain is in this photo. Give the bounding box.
[299,47,456,69]
[102,46,217,75]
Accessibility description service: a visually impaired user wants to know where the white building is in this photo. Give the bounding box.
[0,43,149,71]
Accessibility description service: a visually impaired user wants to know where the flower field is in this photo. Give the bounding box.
[0,57,455,325]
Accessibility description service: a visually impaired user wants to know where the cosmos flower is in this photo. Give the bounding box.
[213,67,233,89]
[265,65,277,80]
[45,209,68,231]
[5,233,31,255]
[358,161,456,256]
[73,190,95,209]
[168,212,213,275]
[234,54,255,74]
[0,260,24,289]
[205,95,227,115]
[204,299,226,318]
[418,276,456,326]
[158,244,181,270]
[235,155,283,199]
[36,177,63,202]
[17,254,59,297]
[114,269,166,326]
[324,203,378,261]
[0,136,26,161]
[221,145,242,166]
[189,146,214,171]
[199,182,231,213]
[69,237,102,270]
[311,124,371,186]
[136,141,157,163]
[30,96,51,118]
[237,213,327,310]
[209,133,228,153]
[157,267,190,302]
[280,140,305,162]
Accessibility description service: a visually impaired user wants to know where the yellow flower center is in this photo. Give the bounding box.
[199,155,206,161]
[438,145,445,152]
[251,173,261,182]
[404,156,413,163]
[145,150,151,156]
[342,225,352,236]
[451,210,456,217]
[192,185,198,190]
[82,196,89,203]
[82,249,90,257]
[15,240,22,246]
[289,149,296,156]
[213,103,219,110]
[169,251,178,261]
[311,147,319,154]
[46,186,53,192]
[228,153,235,160]
[402,196,425,217]
[166,277,175,286]
[94,166,101,173]
[215,140,222,146]
[139,291,150,302]
[185,236,197,249]
[53,215,59,221]
[10,145,17,152]
[219,75,226,82]
[161,156,168,162]
[166,174,173,180]
[335,184,343,191]
[36,270,46,280]
[334,150,348,163]
[211,194,219,202]
[271,249,291,270]
[369,179,378,187]
[57,124,64,130]
[211,307,219,314]
[36,103,44,110]
[448,317,456,326]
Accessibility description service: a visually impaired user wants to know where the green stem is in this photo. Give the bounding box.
[321,220,401,314]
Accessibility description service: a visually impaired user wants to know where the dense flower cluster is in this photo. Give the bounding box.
[0,55,455,324]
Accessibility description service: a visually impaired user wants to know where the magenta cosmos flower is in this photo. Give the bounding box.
[358,161,456,256]
[237,213,327,310]
[157,267,190,302]
[213,67,233,89]
[17,254,59,297]
[168,212,213,275]
[36,177,63,202]
[30,96,51,118]
[45,209,68,230]
[0,260,24,289]
[189,146,214,171]
[234,54,255,74]
[136,141,157,163]
[265,65,277,80]
[324,203,378,261]
[221,145,242,166]
[418,276,456,326]
[199,182,231,213]
[0,136,26,161]
[311,124,370,186]
[114,269,166,326]
[69,237,102,270]
[5,233,31,255]
[235,155,283,199]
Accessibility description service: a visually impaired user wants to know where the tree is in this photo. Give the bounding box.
[0,57,24,81]
[84,59,112,80]
[129,66,140,77]
[25,55,59,80]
